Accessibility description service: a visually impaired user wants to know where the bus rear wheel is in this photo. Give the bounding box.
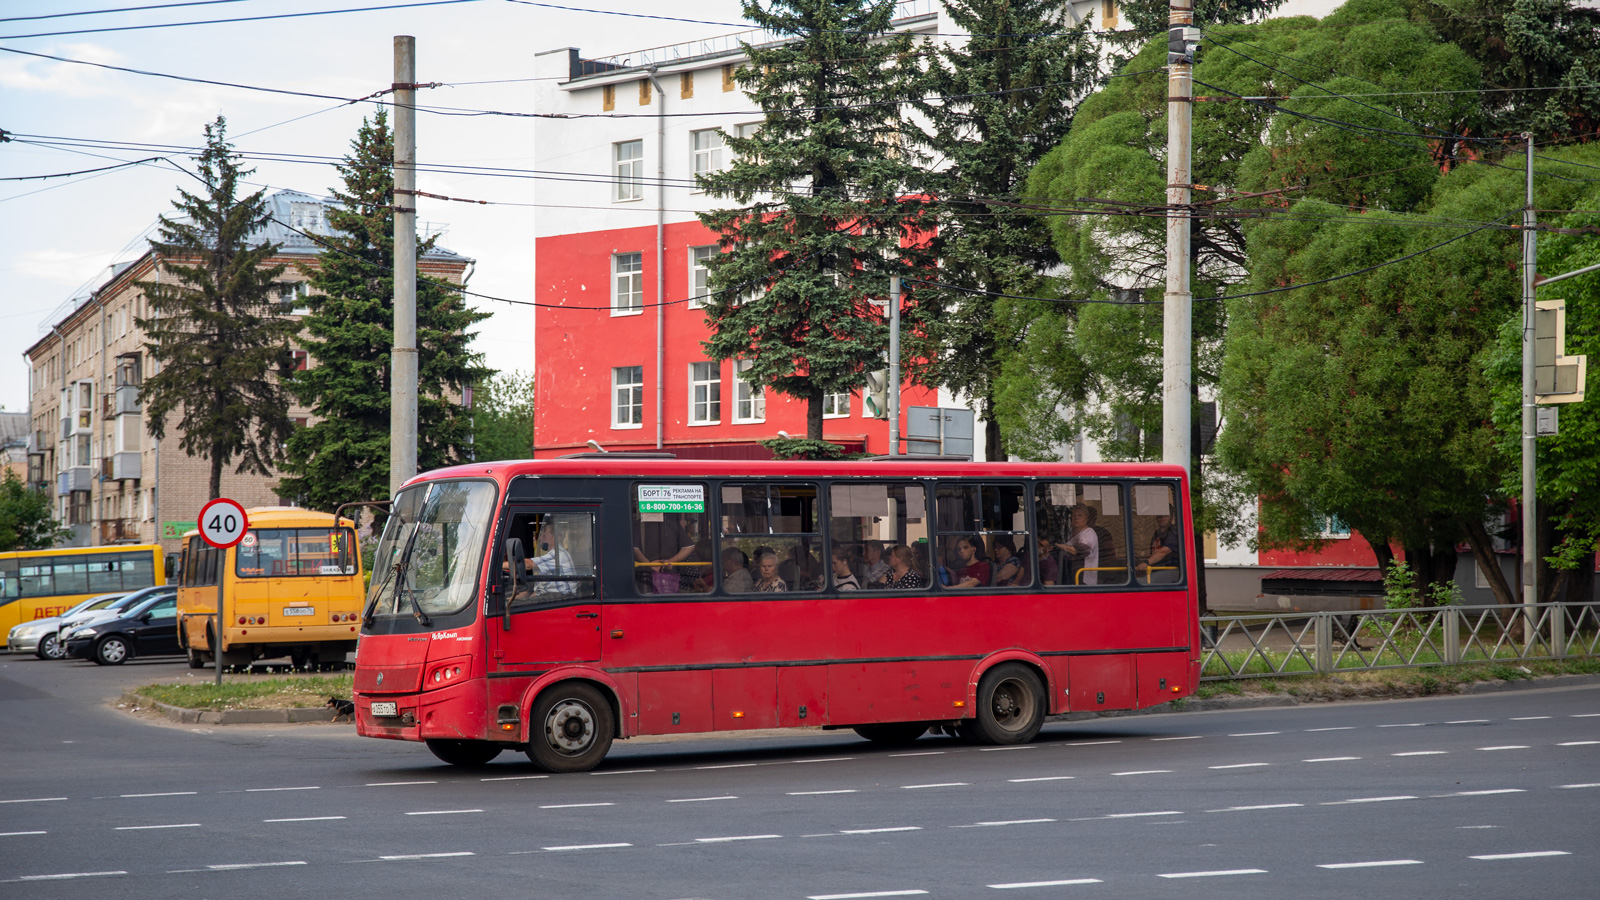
[187,648,207,669]
[525,682,614,773]
[426,739,503,768]
[852,723,929,746]
[959,662,1045,745]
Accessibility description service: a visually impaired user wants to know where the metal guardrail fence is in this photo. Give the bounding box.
[1199,602,1600,681]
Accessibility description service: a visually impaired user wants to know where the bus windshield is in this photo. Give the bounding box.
[365,480,496,620]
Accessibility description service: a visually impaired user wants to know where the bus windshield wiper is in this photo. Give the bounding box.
[362,523,420,627]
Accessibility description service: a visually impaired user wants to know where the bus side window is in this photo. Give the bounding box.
[1034,482,1129,587]
[631,483,713,595]
[718,482,821,593]
[935,484,1029,589]
[827,482,930,590]
[1132,483,1184,585]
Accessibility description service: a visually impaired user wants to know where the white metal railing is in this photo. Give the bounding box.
[580,0,937,73]
[1199,602,1600,681]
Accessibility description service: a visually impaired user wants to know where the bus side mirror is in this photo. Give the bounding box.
[502,538,525,631]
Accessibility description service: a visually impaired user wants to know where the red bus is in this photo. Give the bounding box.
[353,456,1200,771]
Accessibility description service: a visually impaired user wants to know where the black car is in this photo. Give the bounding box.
[64,592,181,665]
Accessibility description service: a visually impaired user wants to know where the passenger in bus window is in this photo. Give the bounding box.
[779,544,819,590]
[951,537,990,588]
[1037,535,1066,585]
[991,537,1024,587]
[1062,505,1101,585]
[862,540,891,586]
[633,512,696,593]
[754,550,787,592]
[887,544,926,589]
[1137,514,1182,584]
[720,547,754,593]
[831,545,861,590]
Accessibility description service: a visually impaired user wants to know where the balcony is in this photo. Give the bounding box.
[56,466,91,496]
[99,518,140,545]
[111,452,141,482]
[60,417,72,440]
[114,385,140,416]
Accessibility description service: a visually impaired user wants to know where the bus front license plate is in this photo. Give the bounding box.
[370,701,398,717]
[282,607,315,616]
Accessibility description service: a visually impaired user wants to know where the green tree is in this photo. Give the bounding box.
[137,116,298,501]
[904,0,1100,461]
[0,469,68,551]
[470,371,536,462]
[277,110,491,511]
[697,0,926,443]
[1114,0,1288,40]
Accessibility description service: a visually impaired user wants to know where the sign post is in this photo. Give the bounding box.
[198,498,249,686]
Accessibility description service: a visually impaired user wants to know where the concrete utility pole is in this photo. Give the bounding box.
[1163,3,1196,475]
[888,275,901,457]
[1521,134,1539,627]
[391,35,419,496]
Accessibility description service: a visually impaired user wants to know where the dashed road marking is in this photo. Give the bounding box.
[264,816,345,822]
[1207,803,1302,812]
[1112,770,1171,776]
[1318,859,1422,869]
[1008,776,1074,783]
[0,831,46,836]
[1447,720,1489,724]
[840,827,921,835]
[889,751,944,757]
[989,879,1102,889]
[120,792,196,798]
[1471,851,1570,860]
[1064,740,1120,746]
[1378,723,1425,728]
[480,775,548,781]
[1451,789,1524,796]
[365,781,436,787]
[959,819,1055,828]
[1229,732,1279,737]
[1557,741,1600,746]
[667,796,737,803]
[542,843,632,851]
[1324,796,1416,805]
[788,790,857,795]
[1100,811,1183,819]
[1478,746,1529,751]
[808,891,928,899]
[1557,783,1600,789]
[1210,763,1269,769]
[696,763,756,769]
[16,871,125,881]
[1510,716,1550,721]
[245,786,319,792]
[1152,735,1202,741]
[1304,756,1361,762]
[206,861,307,870]
[405,809,482,816]
[540,802,613,809]
[0,798,66,804]
[1393,751,1448,756]
[379,852,474,860]
[695,834,781,843]
[115,823,201,830]
[790,758,856,765]
[901,783,970,789]
[979,746,1036,752]
[1305,726,1355,732]
[590,769,654,776]
[1570,713,1600,718]
[1158,869,1266,879]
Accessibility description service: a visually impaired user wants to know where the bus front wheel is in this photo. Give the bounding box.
[959,663,1045,745]
[426,739,503,768]
[525,682,614,773]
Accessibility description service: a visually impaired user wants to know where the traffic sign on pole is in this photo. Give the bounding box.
[199,498,249,549]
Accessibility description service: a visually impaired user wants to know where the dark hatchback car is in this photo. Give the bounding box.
[64,592,180,665]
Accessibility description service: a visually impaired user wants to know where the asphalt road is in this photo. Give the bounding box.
[2,653,1597,899]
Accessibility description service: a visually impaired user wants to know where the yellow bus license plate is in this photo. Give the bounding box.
[282,607,315,616]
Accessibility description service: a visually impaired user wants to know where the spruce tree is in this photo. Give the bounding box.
[277,110,490,512]
[697,0,926,442]
[907,0,1099,461]
[137,116,298,501]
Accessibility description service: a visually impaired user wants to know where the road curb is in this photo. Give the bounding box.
[123,693,350,725]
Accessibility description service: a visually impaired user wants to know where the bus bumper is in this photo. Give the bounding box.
[357,678,492,743]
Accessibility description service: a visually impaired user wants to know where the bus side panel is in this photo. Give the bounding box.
[1067,654,1135,712]
[711,667,778,730]
[777,665,829,727]
[827,660,967,725]
[1135,651,1191,709]
[637,670,713,734]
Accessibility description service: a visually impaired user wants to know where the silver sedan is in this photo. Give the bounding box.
[7,593,128,659]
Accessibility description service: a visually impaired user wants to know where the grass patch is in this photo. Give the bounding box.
[130,673,353,711]
[1195,657,1598,704]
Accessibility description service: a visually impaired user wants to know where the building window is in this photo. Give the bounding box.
[638,78,652,106]
[279,282,311,315]
[689,362,721,425]
[691,129,724,183]
[1101,0,1119,28]
[823,390,850,418]
[680,71,694,99]
[689,245,717,308]
[612,252,644,315]
[602,84,614,111]
[722,63,736,92]
[614,139,643,202]
[292,350,309,371]
[734,360,765,423]
[734,122,761,164]
[612,366,644,428]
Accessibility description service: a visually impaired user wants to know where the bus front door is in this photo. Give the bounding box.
[493,508,602,666]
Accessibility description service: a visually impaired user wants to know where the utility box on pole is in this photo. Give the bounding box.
[1534,299,1587,404]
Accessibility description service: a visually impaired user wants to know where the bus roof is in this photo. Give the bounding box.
[180,507,356,539]
[404,457,1190,487]
[0,543,163,560]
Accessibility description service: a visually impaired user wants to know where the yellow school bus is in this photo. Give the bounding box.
[1,544,166,636]
[176,507,362,669]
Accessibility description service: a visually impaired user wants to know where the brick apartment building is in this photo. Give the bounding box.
[23,189,471,555]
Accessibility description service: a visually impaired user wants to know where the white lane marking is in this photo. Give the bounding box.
[1447,719,1489,724]
[1570,713,1600,717]
[1102,811,1183,818]
[1229,732,1279,737]
[1152,735,1202,741]
[1318,860,1423,869]
[1378,723,1425,728]
[888,751,944,757]
[1008,776,1074,783]
[695,834,781,843]
[1304,756,1361,762]
[1511,716,1551,721]
[806,883,934,890]
[979,746,1036,752]
[115,823,201,830]
[1323,796,1417,804]
[901,782,970,789]
[542,842,632,851]
[1305,726,1355,732]
[1158,869,1266,878]
[120,792,196,798]
[1558,741,1600,746]
[1209,763,1269,769]
[245,786,319,792]
[206,861,307,870]
[667,796,737,803]
[379,852,474,860]
[1471,851,1570,860]
[1458,825,1501,829]
[480,775,548,781]
[989,879,1102,889]
[1479,746,1530,751]
[590,769,654,776]
[0,831,47,836]
[405,809,483,816]
[791,758,856,764]
[1557,783,1600,789]
[264,816,345,822]
[840,827,922,835]
[1452,789,1525,796]
[1112,770,1172,776]
[0,798,66,804]
[1393,751,1449,756]
[1064,740,1120,746]
[539,802,613,809]
[695,763,756,769]
[961,819,1056,828]
[365,781,436,787]
[17,871,125,881]
[788,790,858,795]
[1207,803,1303,812]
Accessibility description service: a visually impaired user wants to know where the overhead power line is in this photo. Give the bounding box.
[0,0,484,40]
[0,0,247,22]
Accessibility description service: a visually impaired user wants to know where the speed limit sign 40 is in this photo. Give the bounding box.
[199,498,250,549]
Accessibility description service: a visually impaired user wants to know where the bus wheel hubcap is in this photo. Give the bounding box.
[546,700,594,754]
[993,680,1029,730]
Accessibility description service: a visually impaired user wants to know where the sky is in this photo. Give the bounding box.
[0,0,1341,416]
